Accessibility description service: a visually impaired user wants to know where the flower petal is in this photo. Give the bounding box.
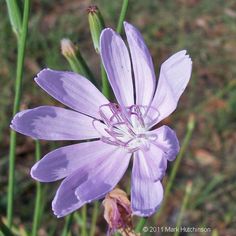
[148,50,192,125]
[52,170,85,217]
[31,140,114,182]
[124,22,156,106]
[142,144,167,182]
[131,151,164,216]
[11,106,99,140]
[35,69,109,119]
[75,148,131,203]
[151,125,180,161]
[100,28,134,107]
[52,145,131,217]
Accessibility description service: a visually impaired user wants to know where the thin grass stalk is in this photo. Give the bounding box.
[81,205,87,236]
[135,217,147,233]
[74,212,83,227]
[116,0,129,34]
[89,201,99,236]
[7,0,31,227]
[32,141,42,236]
[62,214,74,236]
[155,114,195,221]
[174,182,192,236]
[192,175,224,209]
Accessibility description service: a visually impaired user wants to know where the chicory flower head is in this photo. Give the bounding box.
[11,22,192,217]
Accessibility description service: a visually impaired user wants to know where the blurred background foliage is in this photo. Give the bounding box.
[0,0,236,235]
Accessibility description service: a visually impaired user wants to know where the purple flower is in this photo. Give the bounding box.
[11,22,192,217]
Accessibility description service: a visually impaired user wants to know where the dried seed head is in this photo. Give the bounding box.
[87,5,98,14]
[103,188,139,236]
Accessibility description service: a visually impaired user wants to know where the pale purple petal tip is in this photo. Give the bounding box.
[131,152,164,216]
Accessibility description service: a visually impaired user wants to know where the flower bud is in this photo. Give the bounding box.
[61,38,77,58]
[87,5,105,53]
[60,38,97,86]
[6,0,22,37]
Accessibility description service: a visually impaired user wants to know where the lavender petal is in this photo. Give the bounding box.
[148,50,192,125]
[131,152,164,217]
[151,125,180,161]
[52,146,131,217]
[35,69,109,119]
[11,106,99,140]
[31,140,114,182]
[124,22,156,107]
[100,28,134,107]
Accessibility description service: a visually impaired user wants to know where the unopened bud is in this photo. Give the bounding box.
[60,38,97,86]
[6,1,22,37]
[61,38,77,58]
[87,5,105,53]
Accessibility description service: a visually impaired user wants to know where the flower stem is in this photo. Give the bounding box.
[62,214,74,236]
[7,0,31,227]
[116,0,129,34]
[101,64,110,99]
[81,205,87,236]
[174,182,192,236]
[32,140,42,236]
[74,50,98,87]
[89,201,99,236]
[135,217,147,233]
[155,114,195,221]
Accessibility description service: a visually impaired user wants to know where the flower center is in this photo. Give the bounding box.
[93,103,157,152]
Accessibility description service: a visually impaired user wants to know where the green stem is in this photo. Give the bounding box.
[116,0,129,34]
[89,201,99,236]
[192,175,224,209]
[81,205,87,236]
[135,217,147,233]
[66,52,98,87]
[155,115,195,221]
[174,182,192,236]
[32,141,42,236]
[101,64,110,99]
[76,52,97,86]
[7,0,31,227]
[62,214,74,236]
[74,212,83,227]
